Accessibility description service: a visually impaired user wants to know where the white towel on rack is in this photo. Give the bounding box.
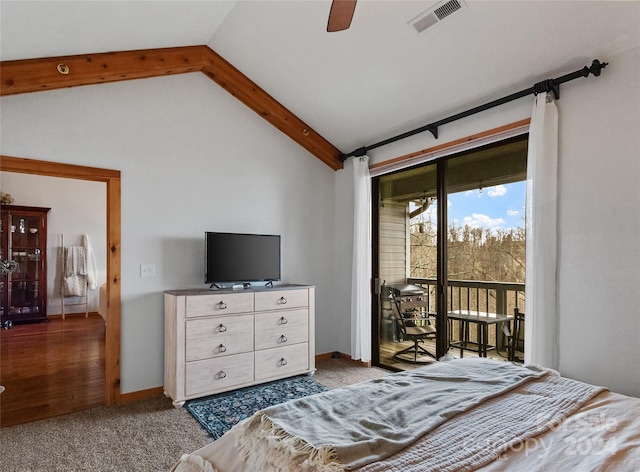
[63,246,87,296]
[64,246,86,276]
[82,234,98,290]
[63,274,87,297]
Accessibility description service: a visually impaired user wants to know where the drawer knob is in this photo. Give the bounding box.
[217,344,227,353]
[278,297,287,305]
[216,371,227,379]
[278,358,288,367]
[278,316,288,325]
[279,334,288,343]
[218,323,227,333]
[217,301,227,310]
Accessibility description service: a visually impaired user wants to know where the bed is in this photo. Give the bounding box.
[171,358,640,472]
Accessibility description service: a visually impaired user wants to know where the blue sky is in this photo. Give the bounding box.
[420,181,526,232]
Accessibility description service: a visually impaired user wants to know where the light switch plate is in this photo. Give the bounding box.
[140,264,156,278]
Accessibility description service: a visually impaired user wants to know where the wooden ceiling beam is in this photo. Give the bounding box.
[200,48,342,170]
[0,45,344,171]
[0,46,206,95]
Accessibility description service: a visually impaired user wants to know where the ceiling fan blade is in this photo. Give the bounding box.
[327,0,357,32]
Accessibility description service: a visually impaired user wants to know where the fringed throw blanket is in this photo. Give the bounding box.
[359,372,606,472]
[234,359,567,471]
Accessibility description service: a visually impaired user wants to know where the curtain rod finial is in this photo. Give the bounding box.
[589,59,608,76]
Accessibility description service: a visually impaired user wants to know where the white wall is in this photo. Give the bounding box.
[0,72,338,394]
[554,47,639,397]
[335,47,640,397]
[2,47,638,397]
[0,173,107,315]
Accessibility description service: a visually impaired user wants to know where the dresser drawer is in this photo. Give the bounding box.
[254,309,308,350]
[254,289,308,311]
[185,292,254,318]
[186,315,254,362]
[185,352,254,397]
[254,343,309,381]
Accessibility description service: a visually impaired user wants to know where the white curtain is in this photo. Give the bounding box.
[82,234,99,290]
[351,156,372,363]
[524,92,559,369]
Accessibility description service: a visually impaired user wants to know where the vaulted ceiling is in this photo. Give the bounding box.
[2,1,639,170]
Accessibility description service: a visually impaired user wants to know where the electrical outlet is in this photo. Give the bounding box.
[140,264,156,278]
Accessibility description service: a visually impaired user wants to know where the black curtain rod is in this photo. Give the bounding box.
[340,59,608,161]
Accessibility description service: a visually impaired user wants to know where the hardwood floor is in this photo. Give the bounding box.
[0,314,105,427]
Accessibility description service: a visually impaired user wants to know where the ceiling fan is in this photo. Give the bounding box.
[327,0,357,32]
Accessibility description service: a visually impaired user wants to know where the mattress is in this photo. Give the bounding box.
[171,358,640,471]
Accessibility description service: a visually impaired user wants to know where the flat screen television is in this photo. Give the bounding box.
[205,232,281,286]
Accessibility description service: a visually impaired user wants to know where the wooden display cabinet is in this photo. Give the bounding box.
[1,205,50,324]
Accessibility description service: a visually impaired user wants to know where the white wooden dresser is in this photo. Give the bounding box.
[164,284,315,406]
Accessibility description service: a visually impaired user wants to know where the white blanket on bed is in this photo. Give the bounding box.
[235,359,551,471]
[359,373,607,471]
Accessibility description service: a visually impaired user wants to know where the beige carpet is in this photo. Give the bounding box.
[0,358,388,472]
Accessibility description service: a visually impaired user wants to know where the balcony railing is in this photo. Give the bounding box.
[406,277,525,316]
[404,277,525,355]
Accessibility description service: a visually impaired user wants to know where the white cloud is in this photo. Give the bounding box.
[463,213,505,229]
[487,185,507,197]
[507,209,520,217]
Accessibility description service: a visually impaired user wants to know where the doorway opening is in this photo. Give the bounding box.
[0,155,121,414]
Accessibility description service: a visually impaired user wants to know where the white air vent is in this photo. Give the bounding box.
[409,0,468,34]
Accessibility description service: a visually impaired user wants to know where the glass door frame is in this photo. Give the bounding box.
[435,159,449,359]
[371,159,449,367]
[371,132,529,369]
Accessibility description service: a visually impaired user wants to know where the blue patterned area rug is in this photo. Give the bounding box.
[185,375,330,439]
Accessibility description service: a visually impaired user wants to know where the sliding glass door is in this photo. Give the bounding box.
[446,146,527,360]
[373,136,528,370]
[373,161,438,369]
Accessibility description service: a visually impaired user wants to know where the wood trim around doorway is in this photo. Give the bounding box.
[1,155,122,405]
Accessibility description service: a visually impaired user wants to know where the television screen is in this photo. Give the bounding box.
[205,232,281,284]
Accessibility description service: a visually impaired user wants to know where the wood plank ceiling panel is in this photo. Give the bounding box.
[0,45,343,171]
